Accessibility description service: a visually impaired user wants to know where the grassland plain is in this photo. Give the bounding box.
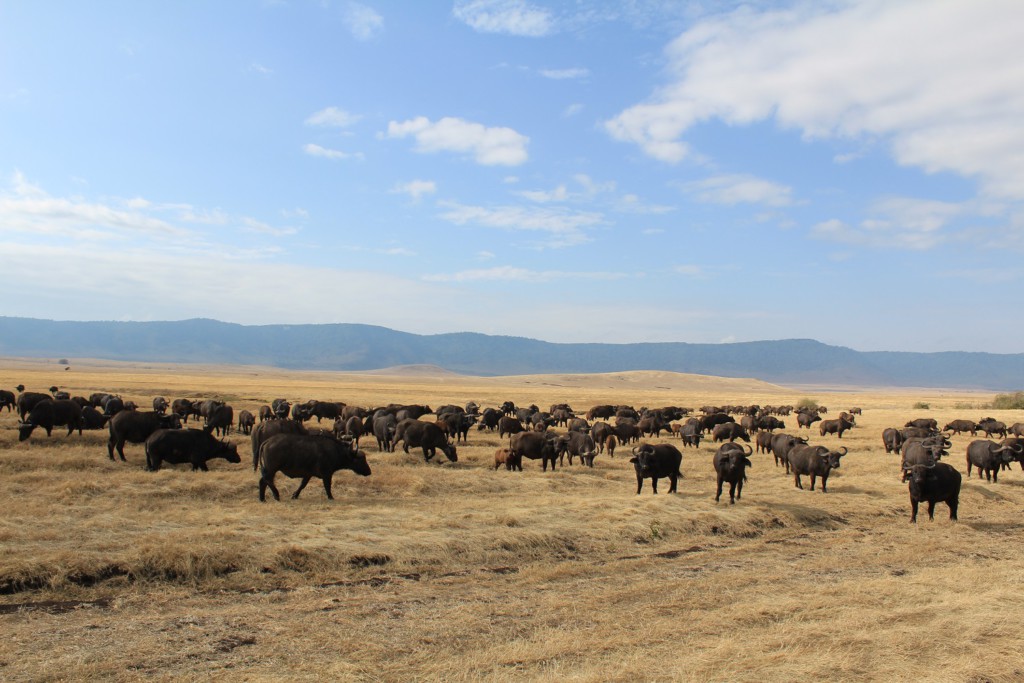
[2,358,1024,682]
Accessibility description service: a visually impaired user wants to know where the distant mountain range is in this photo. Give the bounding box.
[0,316,1021,390]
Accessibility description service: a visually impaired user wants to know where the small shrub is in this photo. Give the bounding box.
[953,402,979,410]
[912,402,930,410]
[796,398,819,411]
[992,392,1024,410]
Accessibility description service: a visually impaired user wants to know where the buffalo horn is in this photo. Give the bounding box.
[838,447,848,456]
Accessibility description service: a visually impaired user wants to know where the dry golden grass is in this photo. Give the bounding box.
[2,358,1024,681]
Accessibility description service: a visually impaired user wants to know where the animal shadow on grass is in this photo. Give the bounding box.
[824,484,886,498]
[965,520,1024,532]
[963,482,1008,501]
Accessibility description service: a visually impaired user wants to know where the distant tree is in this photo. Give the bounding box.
[57,358,69,365]
[796,398,819,411]
[912,401,930,410]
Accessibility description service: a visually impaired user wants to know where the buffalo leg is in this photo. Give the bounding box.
[260,475,281,502]
[948,498,958,521]
[794,473,803,490]
[635,476,643,495]
[107,439,116,461]
[927,501,936,520]
[910,497,919,523]
[651,477,658,494]
[734,479,742,502]
[292,476,312,499]
[820,475,828,493]
[715,476,723,502]
[322,475,333,500]
[992,468,998,483]
[668,474,677,494]
[810,474,817,491]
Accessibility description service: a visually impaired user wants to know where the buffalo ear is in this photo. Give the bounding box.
[629,457,638,463]
[744,458,753,468]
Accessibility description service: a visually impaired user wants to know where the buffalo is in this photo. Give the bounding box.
[944,419,979,436]
[257,433,370,501]
[630,443,683,494]
[787,444,846,492]
[770,433,808,473]
[714,443,753,504]
[819,416,855,438]
[509,431,558,472]
[16,391,51,421]
[144,428,240,472]
[906,418,938,431]
[237,409,256,435]
[250,418,308,470]
[0,389,15,413]
[555,432,598,467]
[393,419,457,462]
[966,440,1021,483]
[372,413,398,453]
[108,410,182,461]
[908,462,960,523]
[900,435,951,481]
[152,396,169,414]
[977,419,1009,438]
[498,416,526,439]
[882,427,905,454]
[80,406,110,430]
[205,404,233,437]
[712,422,750,443]
[493,447,522,472]
[18,399,83,441]
[796,412,822,430]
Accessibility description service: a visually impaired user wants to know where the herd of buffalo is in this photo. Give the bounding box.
[4,385,1023,522]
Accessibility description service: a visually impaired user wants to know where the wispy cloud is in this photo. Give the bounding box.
[681,174,794,207]
[437,201,604,248]
[453,0,554,37]
[540,67,589,80]
[391,179,437,201]
[305,106,361,128]
[812,196,968,250]
[303,143,362,160]
[343,2,384,41]
[562,103,583,118]
[385,116,529,166]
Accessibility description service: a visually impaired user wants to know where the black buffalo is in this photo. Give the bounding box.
[145,428,240,471]
[714,443,753,504]
[498,416,526,439]
[250,418,308,470]
[966,440,1021,483]
[908,462,960,523]
[770,433,808,473]
[393,419,457,462]
[205,404,233,437]
[510,431,559,472]
[630,443,683,495]
[237,409,256,435]
[0,389,15,413]
[108,410,182,461]
[372,413,398,452]
[555,432,598,467]
[152,396,169,414]
[787,444,846,492]
[257,433,371,501]
[819,416,855,438]
[16,391,51,421]
[18,399,83,441]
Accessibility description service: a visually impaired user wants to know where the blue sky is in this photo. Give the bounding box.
[1,1,1022,353]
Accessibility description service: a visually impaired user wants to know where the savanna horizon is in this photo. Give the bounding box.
[1,357,1022,682]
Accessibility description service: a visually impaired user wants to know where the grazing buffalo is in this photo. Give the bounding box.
[250,418,308,470]
[630,443,683,495]
[591,422,613,451]
[144,428,240,472]
[714,443,753,504]
[755,431,774,454]
[16,391,51,421]
[638,417,670,438]
[555,432,598,467]
[258,405,274,422]
[770,433,808,473]
[567,417,591,434]
[756,416,785,432]
[306,400,345,423]
[237,410,256,435]
[699,413,735,434]
[966,440,1021,483]
[152,396,169,414]
[108,410,182,461]
[614,422,642,445]
[944,419,979,436]
[205,404,233,437]
[498,416,526,439]
[0,389,15,413]
[393,419,457,462]
[586,405,615,420]
[605,434,618,458]
[18,399,84,441]
[908,462,960,523]
[509,431,559,472]
[882,427,905,454]
[80,406,110,430]
[372,413,398,452]
[339,416,363,447]
[102,396,125,417]
[787,444,846,492]
[493,447,522,471]
[437,412,477,444]
[819,416,855,438]
[257,433,370,501]
[500,401,516,416]
[906,418,938,431]
[712,422,750,443]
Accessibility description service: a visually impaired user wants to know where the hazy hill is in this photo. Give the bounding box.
[0,316,1021,390]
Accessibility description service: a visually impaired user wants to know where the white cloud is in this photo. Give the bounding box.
[303,143,362,160]
[385,116,529,166]
[305,106,361,128]
[605,1,1024,200]
[562,103,583,118]
[682,174,794,207]
[673,264,704,277]
[343,2,384,41]
[476,250,496,260]
[540,67,589,80]
[518,185,568,203]
[453,0,553,37]
[391,179,437,201]
[422,266,626,283]
[812,195,968,250]
[249,62,273,75]
[437,201,604,248]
